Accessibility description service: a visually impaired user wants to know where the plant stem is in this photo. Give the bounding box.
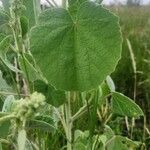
[0,114,16,123]
[0,91,28,96]
[0,139,10,144]
[33,0,41,24]
[65,91,72,150]
[10,0,31,95]
[71,97,92,122]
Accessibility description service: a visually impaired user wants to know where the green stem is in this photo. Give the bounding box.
[0,139,10,144]
[33,0,41,24]
[71,97,92,122]
[10,0,30,94]
[0,114,16,123]
[65,92,72,150]
[0,91,28,96]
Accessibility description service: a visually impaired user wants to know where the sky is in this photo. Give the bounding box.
[102,0,150,5]
[0,0,150,6]
[41,0,150,5]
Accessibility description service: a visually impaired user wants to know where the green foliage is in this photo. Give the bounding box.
[34,80,66,107]
[30,1,122,91]
[17,129,26,150]
[20,16,29,37]
[13,92,45,121]
[112,92,144,117]
[26,118,56,132]
[2,95,15,112]
[106,136,138,149]
[0,36,21,73]
[0,35,12,57]
[0,71,12,92]
[1,0,41,28]
[23,0,41,28]
[0,120,11,138]
[0,0,146,149]
[1,0,10,12]
[19,54,40,82]
[0,9,9,27]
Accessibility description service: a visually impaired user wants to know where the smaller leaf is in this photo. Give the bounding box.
[106,76,115,92]
[0,9,9,26]
[25,140,33,150]
[17,129,26,150]
[103,125,114,140]
[20,16,29,37]
[0,70,12,92]
[112,92,144,118]
[106,136,138,150]
[2,95,15,112]
[0,35,12,56]
[0,36,22,73]
[26,119,56,132]
[73,142,86,150]
[0,143,2,150]
[19,54,40,82]
[3,59,22,73]
[0,120,11,138]
[100,81,110,99]
[0,34,5,41]
[0,9,11,34]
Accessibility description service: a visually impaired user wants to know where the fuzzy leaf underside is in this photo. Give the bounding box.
[30,2,122,91]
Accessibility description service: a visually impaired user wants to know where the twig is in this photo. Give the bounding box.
[0,91,29,97]
[0,114,16,123]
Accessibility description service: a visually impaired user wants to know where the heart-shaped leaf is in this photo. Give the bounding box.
[30,2,122,91]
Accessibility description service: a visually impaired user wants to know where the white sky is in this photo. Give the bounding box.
[102,0,150,4]
[41,0,150,5]
[0,0,149,7]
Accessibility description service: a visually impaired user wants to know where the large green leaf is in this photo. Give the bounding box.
[68,0,88,17]
[30,1,122,91]
[112,92,144,118]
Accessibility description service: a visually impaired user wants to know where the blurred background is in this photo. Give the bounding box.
[0,0,150,146]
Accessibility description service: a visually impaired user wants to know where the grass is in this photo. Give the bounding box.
[111,5,150,142]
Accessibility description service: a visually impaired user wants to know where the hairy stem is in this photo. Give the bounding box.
[65,92,72,150]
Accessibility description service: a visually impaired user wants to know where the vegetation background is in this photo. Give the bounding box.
[0,0,150,149]
[111,1,150,139]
